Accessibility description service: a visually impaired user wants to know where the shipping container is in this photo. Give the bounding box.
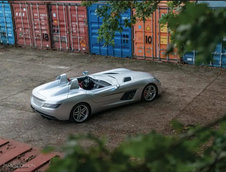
[12,1,51,49]
[198,1,226,8]
[133,14,156,60]
[155,6,179,62]
[182,43,226,68]
[49,2,89,53]
[211,42,226,68]
[88,4,132,58]
[183,51,196,65]
[133,4,179,62]
[0,1,15,45]
[182,2,226,68]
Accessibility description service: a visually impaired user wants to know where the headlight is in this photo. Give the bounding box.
[43,103,61,109]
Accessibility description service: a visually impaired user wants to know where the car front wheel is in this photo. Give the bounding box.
[70,103,91,123]
[142,84,158,102]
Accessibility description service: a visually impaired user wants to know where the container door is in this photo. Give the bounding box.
[67,5,89,53]
[211,43,222,67]
[134,15,155,60]
[12,3,33,47]
[156,7,179,62]
[88,4,132,58]
[88,4,102,56]
[29,4,51,49]
[117,10,132,58]
[0,1,15,45]
[50,4,70,50]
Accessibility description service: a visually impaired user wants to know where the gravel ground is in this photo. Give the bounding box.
[0,46,225,149]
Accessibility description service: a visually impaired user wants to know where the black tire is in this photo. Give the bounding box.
[70,103,91,123]
[142,84,158,102]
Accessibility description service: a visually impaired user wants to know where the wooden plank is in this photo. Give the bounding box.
[14,153,57,172]
[0,138,9,147]
[0,144,31,166]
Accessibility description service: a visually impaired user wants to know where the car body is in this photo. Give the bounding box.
[30,68,161,122]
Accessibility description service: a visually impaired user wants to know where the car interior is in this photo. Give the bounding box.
[76,76,111,90]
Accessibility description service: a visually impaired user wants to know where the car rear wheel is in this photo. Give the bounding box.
[142,84,158,102]
[70,103,90,123]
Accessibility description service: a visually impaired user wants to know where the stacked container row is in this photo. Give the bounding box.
[10,1,89,53]
[0,1,225,68]
[0,1,15,45]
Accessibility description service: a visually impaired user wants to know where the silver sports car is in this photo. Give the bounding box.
[30,68,161,123]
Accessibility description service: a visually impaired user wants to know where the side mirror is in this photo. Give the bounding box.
[70,79,79,90]
[82,71,89,76]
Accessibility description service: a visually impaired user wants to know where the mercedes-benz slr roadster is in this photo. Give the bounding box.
[31,68,161,123]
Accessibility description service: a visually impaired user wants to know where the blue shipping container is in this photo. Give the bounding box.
[198,1,226,8]
[182,43,226,68]
[0,1,15,45]
[88,4,132,58]
[183,51,196,65]
[211,42,226,68]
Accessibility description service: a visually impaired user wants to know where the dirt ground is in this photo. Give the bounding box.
[0,46,225,149]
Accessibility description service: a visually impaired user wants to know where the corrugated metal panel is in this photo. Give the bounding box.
[155,7,179,62]
[49,2,89,53]
[133,6,180,62]
[0,1,15,45]
[88,4,132,58]
[12,1,51,49]
[30,3,51,48]
[134,14,155,60]
[211,43,226,68]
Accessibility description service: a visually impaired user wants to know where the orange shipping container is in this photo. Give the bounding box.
[134,14,156,59]
[133,4,180,62]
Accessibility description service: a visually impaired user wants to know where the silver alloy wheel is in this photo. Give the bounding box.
[143,84,157,102]
[72,104,89,122]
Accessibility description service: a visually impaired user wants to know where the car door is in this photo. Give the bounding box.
[88,85,124,107]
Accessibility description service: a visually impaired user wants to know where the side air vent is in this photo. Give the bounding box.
[121,90,137,100]
[124,77,131,82]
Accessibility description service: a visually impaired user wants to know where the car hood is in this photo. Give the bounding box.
[32,80,70,101]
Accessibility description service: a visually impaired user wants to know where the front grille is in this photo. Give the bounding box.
[32,96,43,106]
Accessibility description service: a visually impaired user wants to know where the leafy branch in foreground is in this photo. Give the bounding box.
[47,114,226,172]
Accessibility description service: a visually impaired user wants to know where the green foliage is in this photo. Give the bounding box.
[161,2,226,65]
[47,115,226,172]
